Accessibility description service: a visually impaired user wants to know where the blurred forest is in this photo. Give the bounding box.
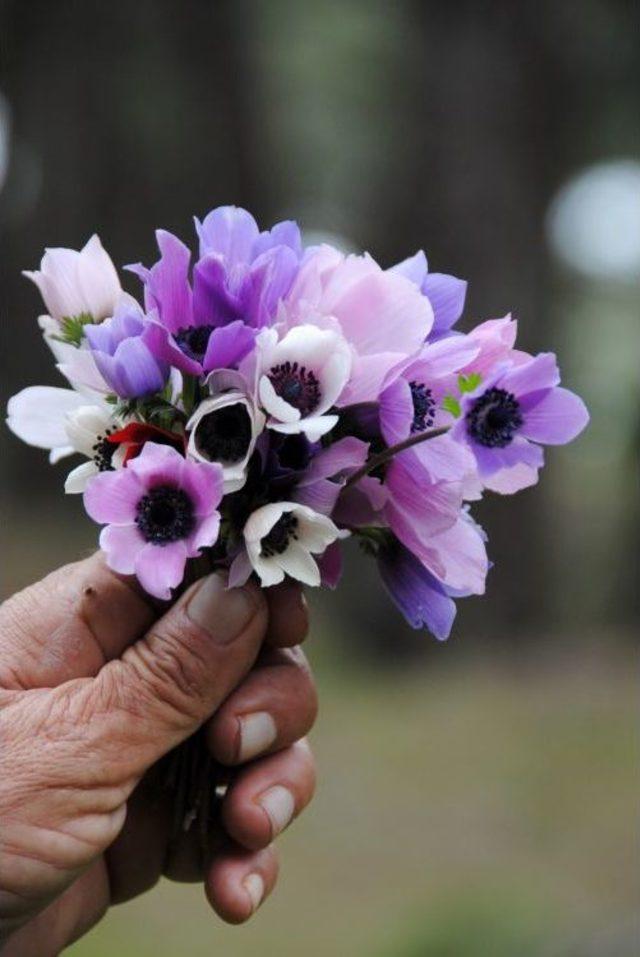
[0,2,638,955]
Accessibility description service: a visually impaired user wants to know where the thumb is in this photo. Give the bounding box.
[88,572,267,779]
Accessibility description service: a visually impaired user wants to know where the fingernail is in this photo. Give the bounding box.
[243,872,264,914]
[238,712,278,762]
[258,785,295,837]
[187,574,257,644]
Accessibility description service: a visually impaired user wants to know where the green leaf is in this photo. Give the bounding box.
[52,312,95,347]
[458,372,482,394]
[442,395,462,418]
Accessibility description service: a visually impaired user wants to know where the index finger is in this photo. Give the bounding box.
[264,581,309,648]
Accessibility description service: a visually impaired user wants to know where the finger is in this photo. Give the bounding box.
[221,739,316,852]
[264,580,309,647]
[85,573,268,779]
[205,843,278,924]
[0,552,156,689]
[206,646,318,765]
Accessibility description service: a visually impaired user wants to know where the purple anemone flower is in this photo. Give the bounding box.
[128,207,303,377]
[378,539,457,640]
[84,300,169,399]
[84,442,223,599]
[390,250,467,340]
[384,451,489,595]
[451,352,589,494]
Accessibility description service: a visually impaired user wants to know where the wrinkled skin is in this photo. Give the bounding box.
[0,556,317,955]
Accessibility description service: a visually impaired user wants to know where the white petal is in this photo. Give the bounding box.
[251,553,286,588]
[259,375,300,423]
[6,386,86,450]
[49,444,74,464]
[64,460,98,494]
[269,414,339,442]
[276,542,321,587]
[244,502,291,546]
[65,404,113,455]
[77,235,122,320]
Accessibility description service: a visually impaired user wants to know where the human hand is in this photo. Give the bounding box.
[0,555,317,955]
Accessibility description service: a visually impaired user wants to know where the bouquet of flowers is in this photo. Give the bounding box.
[8,206,589,641]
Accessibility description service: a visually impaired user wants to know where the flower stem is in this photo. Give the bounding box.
[345,425,450,487]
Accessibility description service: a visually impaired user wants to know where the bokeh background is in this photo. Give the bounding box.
[1,2,638,955]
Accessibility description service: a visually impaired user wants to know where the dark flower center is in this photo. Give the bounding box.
[466,387,523,448]
[135,485,195,545]
[268,361,320,415]
[260,513,299,558]
[194,404,253,463]
[92,429,117,471]
[409,381,436,433]
[175,324,215,362]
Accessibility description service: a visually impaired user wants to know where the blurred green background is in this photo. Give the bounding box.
[0,1,638,955]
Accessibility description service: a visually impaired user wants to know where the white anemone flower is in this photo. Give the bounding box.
[24,234,121,325]
[6,386,127,493]
[255,324,352,442]
[186,371,266,494]
[243,501,346,587]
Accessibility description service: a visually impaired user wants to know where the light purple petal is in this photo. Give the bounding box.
[134,541,188,600]
[298,437,369,486]
[202,321,256,372]
[142,320,201,375]
[317,541,343,589]
[196,206,259,262]
[111,337,168,398]
[228,550,253,588]
[253,219,303,259]
[144,230,193,334]
[293,478,341,515]
[389,250,428,286]
[499,352,560,397]
[84,469,143,524]
[242,245,300,327]
[422,272,467,335]
[378,543,456,639]
[482,461,541,494]
[193,253,242,327]
[379,378,413,446]
[426,516,488,595]
[126,441,186,487]
[473,436,544,477]
[99,523,145,574]
[520,387,589,445]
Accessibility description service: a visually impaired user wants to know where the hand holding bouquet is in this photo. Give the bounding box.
[8,206,588,640]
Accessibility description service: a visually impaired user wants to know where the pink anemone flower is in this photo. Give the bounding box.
[84,442,223,599]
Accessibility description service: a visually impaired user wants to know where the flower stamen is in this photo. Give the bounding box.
[261,513,299,557]
[135,485,195,544]
[466,387,523,448]
[175,324,215,362]
[409,381,436,433]
[268,361,321,415]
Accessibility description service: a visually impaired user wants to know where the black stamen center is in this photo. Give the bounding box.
[409,381,436,433]
[268,361,321,415]
[194,405,252,463]
[92,429,117,471]
[135,485,195,545]
[466,387,523,448]
[175,324,215,362]
[261,513,299,558]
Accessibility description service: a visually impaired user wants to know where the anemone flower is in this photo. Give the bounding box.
[23,234,121,325]
[84,442,223,599]
[237,502,345,588]
[186,370,266,493]
[451,352,589,494]
[84,300,169,399]
[252,324,352,442]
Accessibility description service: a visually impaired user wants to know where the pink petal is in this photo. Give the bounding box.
[99,524,145,574]
[134,541,188,599]
[186,511,221,553]
[500,352,560,396]
[84,469,144,524]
